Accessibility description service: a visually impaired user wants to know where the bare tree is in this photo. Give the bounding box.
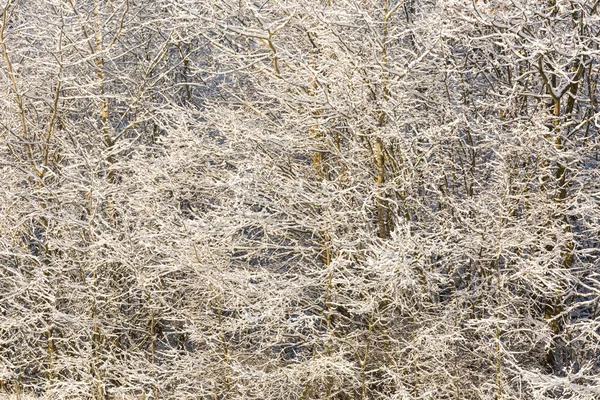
[1,0,599,399]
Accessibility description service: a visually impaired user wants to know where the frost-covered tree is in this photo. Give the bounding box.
[1,0,599,399]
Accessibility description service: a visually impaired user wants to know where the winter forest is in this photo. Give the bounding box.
[1,0,600,399]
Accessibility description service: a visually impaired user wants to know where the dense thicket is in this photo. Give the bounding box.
[1,0,599,399]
